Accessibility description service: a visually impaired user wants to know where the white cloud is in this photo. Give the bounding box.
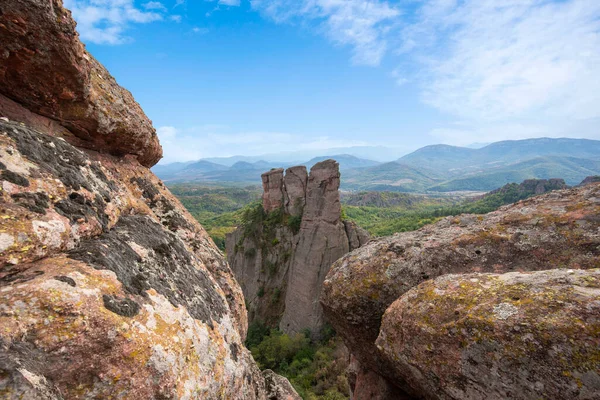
[249,0,600,139]
[64,0,163,44]
[170,14,182,22]
[219,0,241,6]
[143,1,167,11]
[251,0,400,66]
[192,27,210,34]
[156,125,369,163]
[203,0,241,7]
[157,126,178,140]
[402,0,600,123]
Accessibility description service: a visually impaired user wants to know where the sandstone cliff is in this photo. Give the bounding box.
[0,1,298,398]
[226,161,368,335]
[321,183,600,399]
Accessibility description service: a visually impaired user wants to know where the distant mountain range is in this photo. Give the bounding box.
[153,154,379,183]
[153,137,600,192]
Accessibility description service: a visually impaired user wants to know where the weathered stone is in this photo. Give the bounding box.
[0,0,161,166]
[322,183,600,397]
[283,166,307,216]
[262,369,302,400]
[377,269,600,400]
[580,175,600,186]
[0,113,266,398]
[228,160,370,335]
[344,220,370,251]
[0,255,265,399]
[280,160,351,336]
[262,168,285,213]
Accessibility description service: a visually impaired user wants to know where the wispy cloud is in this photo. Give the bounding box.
[251,0,400,66]
[203,0,242,7]
[192,27,210,34]
[157,125,369,163]
[249,0,600,137]
[64,0,164,44]
[407,0,600,122]
[218,0,241,6]
[143,1,167,11]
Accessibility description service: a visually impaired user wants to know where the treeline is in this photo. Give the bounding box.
[168,180,563,248]
[168,185,261,249]
[344,182,555,236]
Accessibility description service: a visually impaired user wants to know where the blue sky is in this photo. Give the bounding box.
[64,0,600,163]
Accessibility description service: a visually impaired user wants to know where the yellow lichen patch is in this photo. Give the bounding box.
[0,254,251,398]
[378,269,600,398]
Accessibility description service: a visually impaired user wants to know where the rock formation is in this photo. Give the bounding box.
[484,178,567,197]
[0,1,297,398]
[0,0,161,167]
[580,175,600,186]
[227,161,369,335]
[377,269,600,400]
[321,183,600,399]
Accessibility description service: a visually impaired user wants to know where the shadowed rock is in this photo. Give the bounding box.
[263,369,302,400]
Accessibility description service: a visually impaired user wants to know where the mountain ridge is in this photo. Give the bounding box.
[154,137,600,192]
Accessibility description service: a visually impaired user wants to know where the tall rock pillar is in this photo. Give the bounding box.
[280,160,349,336]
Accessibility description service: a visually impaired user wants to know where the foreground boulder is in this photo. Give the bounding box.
[0,119,268,398]
[0,0,161,167]
[227,161,368,335]
[378,269,600,400]
[322,183,600,398]
[0,0,295,397]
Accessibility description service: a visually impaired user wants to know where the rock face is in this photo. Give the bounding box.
[0,1,293,398]
[262,168,286,213]
[227,161,369,335]
[485,178,567,197]
[321,183,600,399]
[580,175,600,186]
[377,269,600,400]
[262,369,302,400]
[0,0,162,167]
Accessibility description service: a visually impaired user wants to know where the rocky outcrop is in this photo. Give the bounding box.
[377,269,600,400]
[0,118,265,399]
[283,166,308,216]
[0,1,289,397]
[580,175,600,186]
[0,0,161,167]
[262,369,302,400]
[485,178,567,197]
[280,160,363,335]
[227,161,369,335]
[262,168,286,213]
[321,183,600,399]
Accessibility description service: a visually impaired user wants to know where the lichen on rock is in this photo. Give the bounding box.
[377,269,600,399]
[0,0,292,397]
[321,182,600,399]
